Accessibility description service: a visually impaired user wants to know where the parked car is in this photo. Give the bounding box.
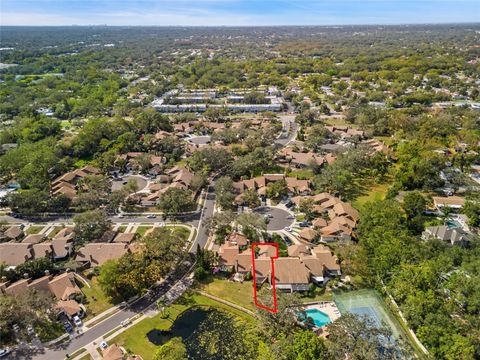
[146,215,156,219]
[12,324,20,333]
[73,316,82,327]
[100,341,108,350]
[299,220,312,227]
[286,215,295,220]
[120,319,131,327]
[62,321,73,333]
[283,236,293,246]
[284,227,292,232]
[27,325,35,336]
[0,348,11,358]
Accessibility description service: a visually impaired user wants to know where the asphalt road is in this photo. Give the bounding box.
[253,206,294,231]
[188,183,215,253]
[11,262,193,360]
[3,111,297,360]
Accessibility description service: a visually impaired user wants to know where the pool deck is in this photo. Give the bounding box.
[305,301,341,324]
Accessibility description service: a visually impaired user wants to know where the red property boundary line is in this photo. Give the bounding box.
[251,242,279,313]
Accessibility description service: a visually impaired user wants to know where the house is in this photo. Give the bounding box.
[76,243,131,267]
[234,251,254,274]
[253,258,273,285]
[217,242,240,271]
[116,152,164,172]
[52,166,101,200]
[298,228,317,242]
[328,202,360,223]
[113,233,136,243]
[226,232,248,247]
[310,245,341,277]
[277,148,326,168]
[94,230,118,243]
[0,271,84,319]
[422,226,470,245]
[432,196,465,210]
[233,174,311,202]
[51,228,75,260]
[273,258,310,292]
[22,234,46,244]
[287,244,310,257]
[320,223,353,242]
[101,344,124,360]
[0,243,34,267]
[3,226,24,241]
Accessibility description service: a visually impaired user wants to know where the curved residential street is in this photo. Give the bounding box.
[4,114,297,360]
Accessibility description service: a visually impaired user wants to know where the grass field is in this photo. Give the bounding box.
[79,277,118,320]
[26,225,45,235]
[47,226,63,238]
[198,276,333,310]
[110,293,254,360]
[197,277,256,311]
[352,182,391,209]
[135,226,153,237]
[287,168,314,180]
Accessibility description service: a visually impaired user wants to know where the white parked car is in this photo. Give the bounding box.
[100,341,108,350]
[146,215,156,219]
[0,348,11,358]
[73,316,82,327]
[284,227,292,232]
[27,325,35,336]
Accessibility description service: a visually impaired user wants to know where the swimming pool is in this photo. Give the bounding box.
[446,219,462,229]
[304,308,332,327]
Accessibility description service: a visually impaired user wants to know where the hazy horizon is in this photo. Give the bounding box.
[1,0,479,27]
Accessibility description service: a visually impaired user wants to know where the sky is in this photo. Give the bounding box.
[0,0,479,26]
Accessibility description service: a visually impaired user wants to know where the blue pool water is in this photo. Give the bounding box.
[446,220,462,229]
[304,308,332,327]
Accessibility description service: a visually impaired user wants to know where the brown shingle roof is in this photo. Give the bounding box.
[55,299,82,317]
[102,344,124,360]
[287,244,310,257]
[235,252,253,273]
[32,243,53,258]
[76,243,130,266]
[22,234,46,244]
[274,258,310,285]
[51,237,73,258]
[48,272,81,300]
[4,226,23,240]
[227,232,248,247]
[298,228,317,242]
[5,279,30,296]
[113,233,136,243]
[218,242,239,267]
[0,243,33,266]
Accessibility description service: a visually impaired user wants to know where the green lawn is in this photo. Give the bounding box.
[47,226,63,239]
[110,293,254,360]
[287,168,314,180]
[352,181,391,209]
[26,225,45,235]
[197,277,332,311]
[118,225,127,233]
[78,277,117,320]
[135,226,153,237]
[197,277,256,311]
